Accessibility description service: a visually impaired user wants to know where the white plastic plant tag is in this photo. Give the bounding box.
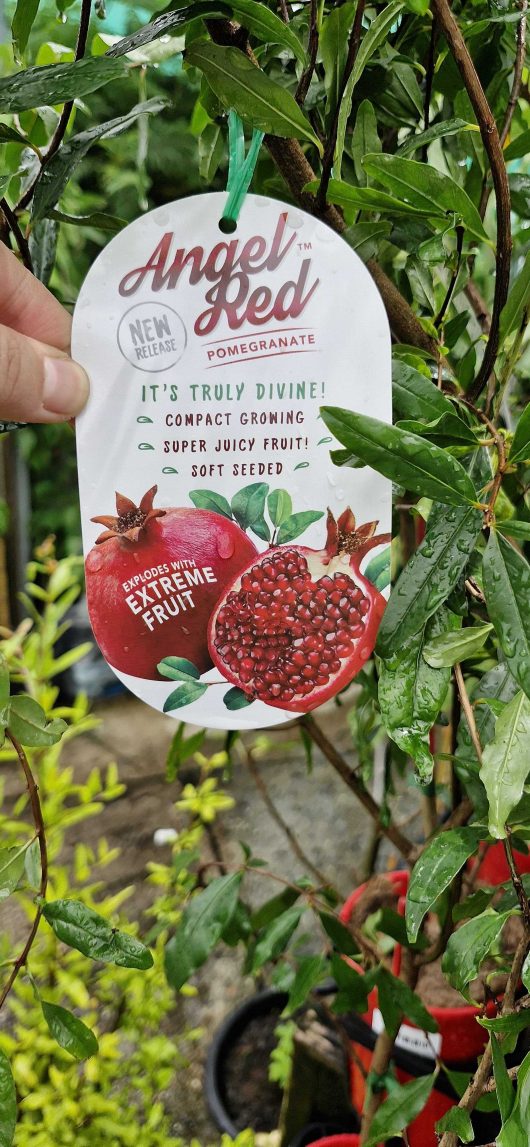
[73,192,391,729]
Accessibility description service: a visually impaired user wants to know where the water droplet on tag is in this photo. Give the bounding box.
[217,533,235,560]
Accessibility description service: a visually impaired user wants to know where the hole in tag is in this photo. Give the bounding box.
[219,217,237,234]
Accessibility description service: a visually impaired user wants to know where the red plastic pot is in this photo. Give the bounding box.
[307,1137,361,1147]
[340,871,497,1147]
[476,840,530,884]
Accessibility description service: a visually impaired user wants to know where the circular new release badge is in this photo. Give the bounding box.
[73,193,392,730]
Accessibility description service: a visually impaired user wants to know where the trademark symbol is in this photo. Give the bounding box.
[297,241,312,251]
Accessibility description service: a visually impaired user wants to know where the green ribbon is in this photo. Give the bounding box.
[221,110,264,230]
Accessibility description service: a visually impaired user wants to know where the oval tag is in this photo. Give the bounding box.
[73,192,391,729]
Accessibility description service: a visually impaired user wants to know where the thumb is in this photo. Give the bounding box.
[0,324,89,424]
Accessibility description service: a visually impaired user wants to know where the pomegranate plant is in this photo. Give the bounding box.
[208,509,390,712]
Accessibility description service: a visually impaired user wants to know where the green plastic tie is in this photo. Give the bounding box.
[221,110,264,231]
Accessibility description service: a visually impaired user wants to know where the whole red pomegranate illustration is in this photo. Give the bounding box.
[85,486,258,680]
[208,509,390,713]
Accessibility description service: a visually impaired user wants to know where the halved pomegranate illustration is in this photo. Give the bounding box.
[208,509,390,713]
[85,486,258,680]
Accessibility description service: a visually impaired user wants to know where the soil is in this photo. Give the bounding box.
[416,910,525,1009]
[223,1010,284,1133]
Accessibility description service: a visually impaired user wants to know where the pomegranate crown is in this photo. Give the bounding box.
[325,508,390,559]
[91,485,165,544]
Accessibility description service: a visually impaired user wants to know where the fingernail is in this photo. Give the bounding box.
[43,356,90,416]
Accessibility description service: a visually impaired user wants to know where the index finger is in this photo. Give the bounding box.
[0,242,72,351]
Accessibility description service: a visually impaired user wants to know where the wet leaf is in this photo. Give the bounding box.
[479,691,530,839]
[321,407,478,506]
[0,56,125,114]
[397,117,476,158]
[376,504,483,657]
[422,623,494,668]
[42,899,154,969]
[320,2,356,121]
[165,873,241,989]
[442,909,511,994]
[335,1,405,174]
[351,100,380,186]
[483,532,530,701]
[50,208,127,233]
[29,217,58,286]
[41,1001,98,1061]
[406,827,483,943]
[363,153,488,241]
[497,519,530,542]
[187,43,321,151]
[499,252,530,345]
[307,178,435,218]
[0,1050,16,1147]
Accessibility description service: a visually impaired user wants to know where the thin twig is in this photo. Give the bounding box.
[359,949,418,1145]
[0,733,48,1012]
[300,715,416,862]
[16,0,93,214]
[316,0,366,212]
[435,225,464,328]
[454,663,483,764]
[0,198,33,272]
[296,0,319,105]
[500,1,528,147]
[245,747,340,894]
[504,829,530,930]
[461,399,507,520]
[421,15,437,163]
[431,0,511,402]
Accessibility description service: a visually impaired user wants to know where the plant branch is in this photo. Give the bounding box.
[504,828,530,930]
[0,733,48,1012]
[316,0,366,212]
[244,746,341,894]
[295,0,319,105]
[300,715,415,862]
[435,225,464,328]
[0,198,33,272]
[431,0,511,402]
[16,0,93,214]
[359,949,418,1145]
[454,663,483,763]
[500,1,527,147]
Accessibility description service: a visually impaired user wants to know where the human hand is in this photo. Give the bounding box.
[0,243,89,424]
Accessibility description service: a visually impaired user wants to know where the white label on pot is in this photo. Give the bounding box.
[73,192,391,729]
[372,1009,442,1059]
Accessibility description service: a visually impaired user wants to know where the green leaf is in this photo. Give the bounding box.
[12,0,40,58]
[392,361,456,422]
[165,873,241,989]
[198,123,224,183]
[186,43,322,152]
[397,118,477,158]
[157,657,200,681]
[406,827,483,943]
[344,220,392,260]
[7,695,66,747]
[330,953,370,1014]
[41,1001,98,1061]
[376,504,483,658]
[452,888,493,924]
[483,532,530,701]
[29,217,58,286]
[492,1031,517,1123]
[0,655,10,711]
[267,489,292,528]
[422,623,494,669]
[335,2,405,176]
[276,511,324,544]
[456,662,518,772]
[510,403,530,464]
[480,691,530,839]
[308,178,436,219]
[499,252,530,345]
[252,906,303,970]
[251,887,300,931]
[228,0,306,62]
[377,967,438,1037]
[0,844,29,902]
[480,1011,530,1036]
[351,100,380,187]
[435,1107,474,1143]
[0,56,126,114]
[163,681,208,712]
[0,1050,16,1147]
[321,407,478,507]
[231,482,269,531]
[504,130,530,161]
[363,153,488,241]
[403,0,429,12]
[223,686,254,710]
[189,489,233,519]
[364,1073,435,1147]
[32,98,167,222]
[24,839,41,892]
[42,899,154,969]
[319,911,359,957]
[320,2,356,122]
[497,519,530,542]
[50,209,127,233]
[396,412,478,447]
[441,909,511,995]
[287,955,327,1012]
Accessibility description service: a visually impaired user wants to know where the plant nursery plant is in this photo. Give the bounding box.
[0,1,530,1145]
